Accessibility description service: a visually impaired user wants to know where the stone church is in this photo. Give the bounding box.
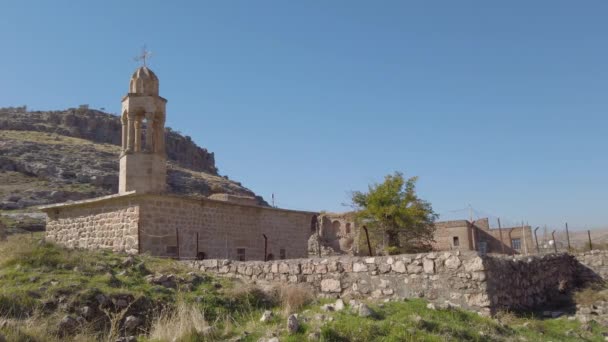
[40,67,317,261]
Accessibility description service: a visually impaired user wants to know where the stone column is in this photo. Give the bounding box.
[126,115,134,152]
[121,114,127,152]
[134,117,142,152]
[155,118,166,154]
[145,112,155,152]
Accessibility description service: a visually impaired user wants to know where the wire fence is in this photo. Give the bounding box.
[439,206,605,255]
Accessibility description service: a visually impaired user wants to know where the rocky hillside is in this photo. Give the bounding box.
[0,106,266,211]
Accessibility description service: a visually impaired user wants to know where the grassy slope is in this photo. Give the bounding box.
[0,130,120,154]
[0,234,606,342]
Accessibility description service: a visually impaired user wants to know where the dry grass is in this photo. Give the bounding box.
[273,284,314,315]
[574,285,608,306]
[0,233,36,265]
[494,310,519,325]
[148,301,214,341]
[0,314,101,342]
[0,130,119,154]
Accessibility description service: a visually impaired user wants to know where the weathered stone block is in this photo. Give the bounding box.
[353,262,368,272]
[321,279,341,293]
[392,260,406,273]
[464,257,484,272]
[445,255,461,270]
[423,259,435,274]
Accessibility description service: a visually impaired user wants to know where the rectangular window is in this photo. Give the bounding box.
[511,238,521,251]
[453,236,460,247]
[280,248,286,260]
[237,248,246,261]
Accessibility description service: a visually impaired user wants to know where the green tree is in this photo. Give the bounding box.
[352,172,437,254]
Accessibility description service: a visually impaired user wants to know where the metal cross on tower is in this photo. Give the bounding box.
[134,45,152,67]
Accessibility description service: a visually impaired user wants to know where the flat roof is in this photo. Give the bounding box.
[38,191,318,215]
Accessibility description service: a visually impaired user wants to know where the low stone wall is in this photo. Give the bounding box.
[185,251,577,315]
[484,254,577,312]
[574,250,608,283]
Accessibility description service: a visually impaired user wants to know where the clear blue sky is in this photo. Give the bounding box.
[1,1,606,230]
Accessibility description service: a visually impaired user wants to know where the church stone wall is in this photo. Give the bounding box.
[44,196,139,253]
[137,195,315,260]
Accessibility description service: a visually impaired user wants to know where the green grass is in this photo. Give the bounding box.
[1,234,607,341]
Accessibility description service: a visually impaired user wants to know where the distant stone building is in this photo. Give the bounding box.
[40,67,317,261]
[433,218,534,255]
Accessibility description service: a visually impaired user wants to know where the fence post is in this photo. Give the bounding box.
[498,218,505,254]
[588,230,593,251]
[534,227,540,254]
[263,234,268,261]
[176,227,180,260]
[552,230,558,253]
[363,226,373,257]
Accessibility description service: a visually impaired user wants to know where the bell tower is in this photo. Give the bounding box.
[119,66,167,194]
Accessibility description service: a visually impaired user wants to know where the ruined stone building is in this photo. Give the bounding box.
[311,212,534,256]
[308,212,360,257]
[40,67,317,261]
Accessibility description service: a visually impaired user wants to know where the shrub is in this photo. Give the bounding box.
[148,301,214,341]
[274,284,313,315]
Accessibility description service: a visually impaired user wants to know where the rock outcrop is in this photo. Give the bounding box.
[0,107,216,173]
[0,107,267,212]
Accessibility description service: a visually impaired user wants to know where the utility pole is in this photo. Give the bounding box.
[468,204,473,223]
[522,220,528,255]
[565,222,571,252]
[534,227,540,254]
[498,218,506,254]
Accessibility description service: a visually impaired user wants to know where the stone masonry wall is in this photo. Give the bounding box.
[44,196,139,253]
[138,195,315,260]
[573,250,608,283]
[484,254,577,312]
[186,251,577,314]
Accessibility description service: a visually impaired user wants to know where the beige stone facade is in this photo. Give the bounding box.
[119,67,167,194]
[137,194,315,260]
[41,192,315,260]
[44,193,140,253]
